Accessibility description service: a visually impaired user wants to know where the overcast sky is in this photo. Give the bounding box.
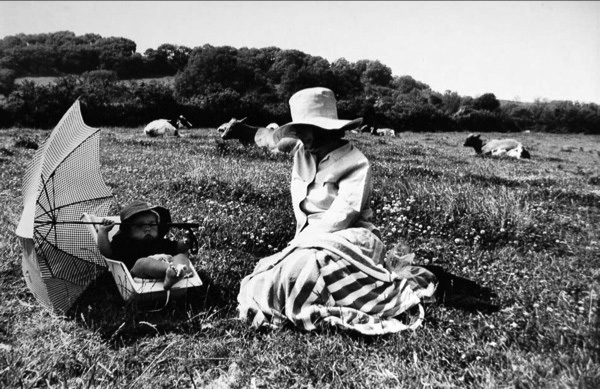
[1,1,599,104]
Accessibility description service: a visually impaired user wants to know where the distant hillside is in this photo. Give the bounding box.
[15,76,176,86]
[499,99,534,107]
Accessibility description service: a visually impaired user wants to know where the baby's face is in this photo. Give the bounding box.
[127,212,159,241]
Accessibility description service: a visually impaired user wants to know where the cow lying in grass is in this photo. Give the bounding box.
[219,117,300,154]
[144,115,193,137]
[360,125,396,137]
[373,128,396,137]
[464,133,530,159]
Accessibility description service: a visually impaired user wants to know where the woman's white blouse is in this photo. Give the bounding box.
[291,141,377,237]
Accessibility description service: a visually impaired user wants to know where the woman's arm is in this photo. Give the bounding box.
[300,157,373,235]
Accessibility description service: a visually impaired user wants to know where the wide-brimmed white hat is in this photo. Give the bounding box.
[275,87,362,137]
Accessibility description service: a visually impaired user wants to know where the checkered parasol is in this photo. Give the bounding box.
[15,100,114,314]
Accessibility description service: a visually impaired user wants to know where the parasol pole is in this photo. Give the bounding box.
[33,221,201,228]
[34,221,201,254]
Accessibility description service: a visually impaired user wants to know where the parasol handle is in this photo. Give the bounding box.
[184,227,199,255]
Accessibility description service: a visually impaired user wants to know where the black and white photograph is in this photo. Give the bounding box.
[0,1,599,388]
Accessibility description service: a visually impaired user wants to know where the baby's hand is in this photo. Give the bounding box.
[98,219,116,233]
[177,240,190,253]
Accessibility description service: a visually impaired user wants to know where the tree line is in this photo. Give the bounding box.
[0,31,598,134]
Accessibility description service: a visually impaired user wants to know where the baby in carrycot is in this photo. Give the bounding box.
[96,199,191,290]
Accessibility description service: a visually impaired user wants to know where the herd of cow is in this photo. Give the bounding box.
[142,116,531,159]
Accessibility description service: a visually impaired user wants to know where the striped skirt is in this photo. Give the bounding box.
[237,228,436,335]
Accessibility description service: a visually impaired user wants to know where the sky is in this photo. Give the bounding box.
[1,1,599,104]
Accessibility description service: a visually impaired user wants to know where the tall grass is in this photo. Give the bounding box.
[1,128,598,388]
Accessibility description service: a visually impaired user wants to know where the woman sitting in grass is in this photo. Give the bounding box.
[237,87,439,334]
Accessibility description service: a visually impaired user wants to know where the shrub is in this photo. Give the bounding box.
[81,69,118,84]
[473,93,500,111]
[454,110,519,133]
[389,103,457,132]
[0,68,17,96]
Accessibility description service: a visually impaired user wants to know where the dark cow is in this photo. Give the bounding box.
[219,117,300,154]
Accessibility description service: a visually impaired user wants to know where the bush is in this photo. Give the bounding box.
[0,68,17,96]
[81,69,118,84]
[388,103,458,132]
[454,110,519,133]
[473,93,500,111]
[3,77,81,128]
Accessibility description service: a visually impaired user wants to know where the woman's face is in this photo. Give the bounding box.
[127,212,159,241]
[295,127,316,151]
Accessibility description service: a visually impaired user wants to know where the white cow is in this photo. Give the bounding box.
[266,122,279,130]
[144,115,192,137]
[374,128,396,137]
[463,133,530,159]
[144,119,178,137]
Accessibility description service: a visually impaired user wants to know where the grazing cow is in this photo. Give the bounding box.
[144,115,193,137]
[463,133,531,159]
[220,117,300,154]
[217,122,229,133]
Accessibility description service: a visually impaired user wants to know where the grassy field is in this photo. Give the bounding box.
[1,127,599,388]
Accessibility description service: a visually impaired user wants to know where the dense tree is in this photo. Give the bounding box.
[268,50,332,100]
[473,93,500,111]
[360,60,392,88]
[174,44,242,98]
[440,90,462,115]
[144,44,191,76]
[1,32,597,133]
[0,68,16,95]
[392,75,430,94]
[330,58,363,99]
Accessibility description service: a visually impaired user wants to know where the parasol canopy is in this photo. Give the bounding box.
[15,100,114,314]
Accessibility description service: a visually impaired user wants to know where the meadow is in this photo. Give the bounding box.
[0,127,599,388]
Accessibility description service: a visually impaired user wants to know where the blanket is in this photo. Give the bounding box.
[237,228,437,335]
